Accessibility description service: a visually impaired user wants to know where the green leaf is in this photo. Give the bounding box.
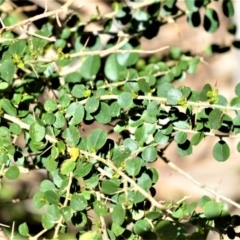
[109,101,121,117]
[222,0,234,18]
[237,141,240,153]
[45,190,59,205]
[44,99,58,113]
[123,138,138,151]
[65,72,82,83]
[60,159,76,175]
[111,222,125,236]
[141,146,157,162]
[200,83,212,102]
[81,55,101,79]
[62,125,80,146]
[185,0,203,12]
[112,204,125,225]
[9,39,26,55]
[0,60,15,83]
[101,180,120,195]
[29,122,46,142]
[126,157,143,176]
[204,8,219,33]
[74,162,93,178]
[235,83,240,96]
[104,54,127,81]
[118,92,133,108]
[167,89,183,105]
[204,201,222,219]
[47,204,61,221]
[1,98,17,116]
[40,179,56,192]
[53,112,66,129]
[93,200,108,216]
[85,96,99,113]
[154,131,169,145]
[157,83,173,97]
[42,213,55,229]
[209,109,222,129]
[88,128,107,151]
[0,82,9,90]
[42,113,56,125]
[5,166,20,180]
[70,193,88,211]
[134,219,151,235]
[213,140,230,162]
[155,220,178,240]
[191,132,204,146]
[135,125,149,146]
[132,10,150,31]
[60,206,72,220]
[18,222,29,237]
[173,121,190,129]
[59,93,71,108]
[71,84,85,98]
[174,132,187,144]
[138,78,150,93]
[177,140,192,156]
[94,102,112,124]
[65,102,84,125]
[33,192,46,209]
[85,174,99,188]
[138,172,152,191]
[116,41,139,67]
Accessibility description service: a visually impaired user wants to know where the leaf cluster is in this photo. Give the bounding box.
[0,0,239,239]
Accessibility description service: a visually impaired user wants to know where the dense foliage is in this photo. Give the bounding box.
[0,0,240,239]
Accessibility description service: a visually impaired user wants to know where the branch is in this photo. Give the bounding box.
[160,155,240,209]
[0,0,76,34]
[0,225,9,240]
[53,172,73,239]
[96,192,109,240]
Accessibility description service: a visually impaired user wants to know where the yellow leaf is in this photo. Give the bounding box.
[69,147,79,161]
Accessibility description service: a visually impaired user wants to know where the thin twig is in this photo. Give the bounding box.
[161,155,240,209]
[0,0,76,34]
[52,172,73,239]
[96,192,109,240]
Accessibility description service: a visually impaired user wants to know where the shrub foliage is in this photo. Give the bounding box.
[0,0,240,239]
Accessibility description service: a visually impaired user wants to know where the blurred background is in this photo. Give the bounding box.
[0,1,240,239]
